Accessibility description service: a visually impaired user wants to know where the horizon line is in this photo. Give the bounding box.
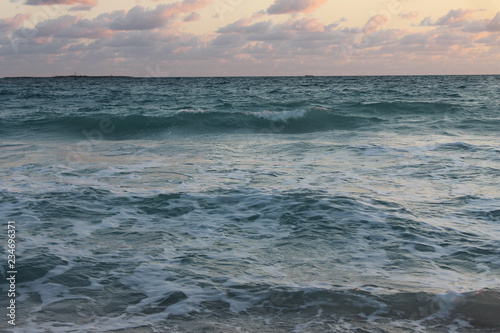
[1,73,499,79]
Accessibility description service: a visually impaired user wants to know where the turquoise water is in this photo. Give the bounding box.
[1,76,500,332]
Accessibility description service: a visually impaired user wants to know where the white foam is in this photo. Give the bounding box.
[432,290,466,317]
[175,109,207,113]
[250,108,308,122]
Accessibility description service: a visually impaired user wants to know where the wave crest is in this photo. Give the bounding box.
[8,107,383,136]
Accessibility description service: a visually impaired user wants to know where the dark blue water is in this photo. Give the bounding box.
[1,76,499,332]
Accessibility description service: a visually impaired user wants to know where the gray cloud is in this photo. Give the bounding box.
[105,1,210,31]
[183,12,200,22]
[211,33,246,47]
[419,9,475,27]
[217,20,272,34]
[107,5,171,31]
[68,5,94,11]
[12,14,111,39]
[399,32,429,45]
[462,12,500,32]
[488,13,500,31]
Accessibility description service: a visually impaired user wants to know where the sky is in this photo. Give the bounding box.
[0,0,499,76]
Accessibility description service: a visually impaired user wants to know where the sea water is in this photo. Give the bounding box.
[1,75,499,332]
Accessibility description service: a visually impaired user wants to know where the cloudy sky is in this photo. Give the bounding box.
[1,0,499,76]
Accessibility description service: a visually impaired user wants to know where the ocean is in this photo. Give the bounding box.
[1,75,499,332]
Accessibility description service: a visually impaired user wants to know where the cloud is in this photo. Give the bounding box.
[212,11,498,65]
[419,9,475,27]
[211,33,246,47]
[362,14,390,34]
[475,33,500,45]
[107,5,172,30]
[2,1,498,76]
[267,0,327,15]
[290,17,325,32]
[214,16,352,58]
[100,1,211,31]
[213,14,403,57]
[434,31,473,47]
[6,0,213,52]
[418,17,433,26]
[399,11,418,20]
[399,32,430,45]
[24,0,98,6]
[488,12,500,31]
[183,12,200,22]
[105,31,158,48]
[68,5,94,11]
[217,19,272,34]
[0,14,30,30]
[211,10,491,67]
[436,9,475,25]
[12,14,112,39]
[462,12,500,32]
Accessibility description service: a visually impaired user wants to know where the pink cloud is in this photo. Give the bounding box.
[24,0,98,6]
[0,13,30,30]
[436,9,475,25]
[363,14,390,34]
[475,33,500,45]
[290,17,325,32]
[267,0,327,15]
